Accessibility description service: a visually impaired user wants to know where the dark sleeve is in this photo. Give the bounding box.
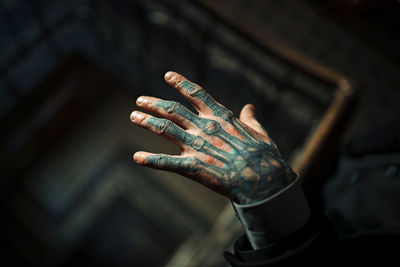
[223,214,340,267]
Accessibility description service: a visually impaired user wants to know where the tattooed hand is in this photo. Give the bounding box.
[130,71,297,205]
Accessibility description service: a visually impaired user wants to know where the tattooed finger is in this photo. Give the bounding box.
[134,151,196,172]
[130,111,206,150]
[164,71,230,117]
[136,96,198,129]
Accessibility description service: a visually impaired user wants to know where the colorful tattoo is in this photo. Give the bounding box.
[134,77,297,205]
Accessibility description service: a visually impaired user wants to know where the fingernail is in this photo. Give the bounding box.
[165,71,174,81]
[130,111,144,121]
[134,152,146,163]
[249,104,256,112]
[136,96,144,105]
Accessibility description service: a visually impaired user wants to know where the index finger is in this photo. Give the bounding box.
[164,71,232,119]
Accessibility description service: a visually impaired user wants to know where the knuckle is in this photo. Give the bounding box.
[180,132,190,144]
[181,157,195,170]
[188,87,205,97]
[203,119,220,134]
[155,155,168,167]
[180,80,197,93]
[216,108,234,121]
[192,136,205,150]
[164,101,179,113]
[157,119,172,134]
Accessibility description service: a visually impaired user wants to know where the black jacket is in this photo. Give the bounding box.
[224,214,400,266]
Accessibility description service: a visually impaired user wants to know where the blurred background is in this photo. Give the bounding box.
[1,0,400,266]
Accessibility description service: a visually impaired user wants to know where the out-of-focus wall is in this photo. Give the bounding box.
[1,0,399,266]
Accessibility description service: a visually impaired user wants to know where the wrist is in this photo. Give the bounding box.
[232,168,298,205]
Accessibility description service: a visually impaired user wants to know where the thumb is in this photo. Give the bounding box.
[239,104,268,136]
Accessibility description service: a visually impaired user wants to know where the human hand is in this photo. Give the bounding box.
[130,71,297,205]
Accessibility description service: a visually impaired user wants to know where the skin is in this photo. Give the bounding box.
[130,71,296,205]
